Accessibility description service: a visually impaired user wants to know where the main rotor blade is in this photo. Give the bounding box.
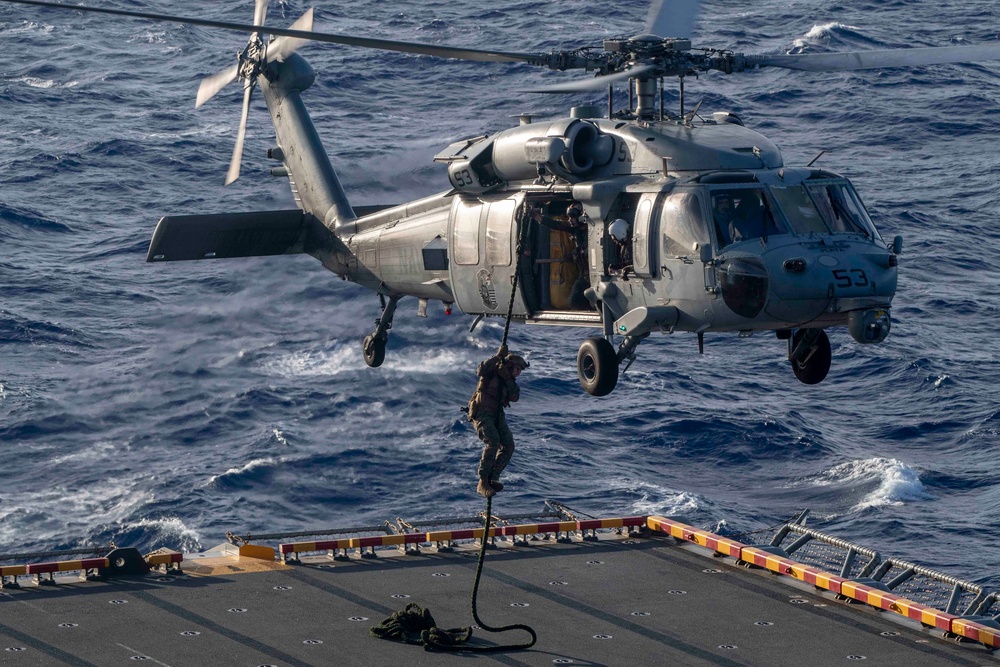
[0,0,546,65]
[196,64,239,109]
[252,0,267,27]
[226,84,253,186]
[527,65,656,93]
[752,43,1000,72]
[645,0,701,39]
[266,8,315,63]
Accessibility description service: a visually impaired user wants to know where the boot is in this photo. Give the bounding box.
[489,479,504,492]
[477,478,495,498]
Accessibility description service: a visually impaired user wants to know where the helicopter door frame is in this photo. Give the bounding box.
[631,193,660,279]
[447,193,528,317]
[656,187,716,305]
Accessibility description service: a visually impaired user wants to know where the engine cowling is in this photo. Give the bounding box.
[493,118,613,182]
[441,119,614,194]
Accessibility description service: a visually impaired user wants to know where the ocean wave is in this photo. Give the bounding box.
[0,203,73,233]
[12,75,70,89]
[601,477,703,517]
[0,478,153,551]
[261,344,476,378]
[788,21,873,53]
[127,517,203,552]
[804,457,931,511]
[207,457,280,488]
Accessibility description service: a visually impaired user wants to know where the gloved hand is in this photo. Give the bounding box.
[498,344,508,356]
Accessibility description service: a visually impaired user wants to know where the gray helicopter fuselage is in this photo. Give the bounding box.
[327,113,896,343]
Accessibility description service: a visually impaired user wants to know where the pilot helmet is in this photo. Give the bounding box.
[608,218,630,243]
[503,353,529,371]
[714,193,733,209]
[566,202,584,219]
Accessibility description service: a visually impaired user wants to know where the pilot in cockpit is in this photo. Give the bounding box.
[712,193,737,245]
[731,193,765,242]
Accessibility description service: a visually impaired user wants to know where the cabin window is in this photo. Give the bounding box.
[485,198,516,267]
[632,197,655,278]
[710,187,788,248]
[453,199,481,265]
[770,185,828,234]
[662,191,709,257]
[806,181,879,239]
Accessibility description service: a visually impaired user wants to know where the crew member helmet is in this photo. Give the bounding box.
[504,353,529,370]
[608,218,630,243]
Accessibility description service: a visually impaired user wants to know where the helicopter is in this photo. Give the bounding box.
[7,0,1000,396]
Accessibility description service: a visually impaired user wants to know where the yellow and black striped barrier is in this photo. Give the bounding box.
[646,516,997,649]
[279,516,646,563]
[0,564,28,589]
[145,550,184,573]
[24,557,109,586]
[0,549,185,588]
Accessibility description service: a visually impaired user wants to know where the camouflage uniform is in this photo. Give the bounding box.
[468,347,528,492]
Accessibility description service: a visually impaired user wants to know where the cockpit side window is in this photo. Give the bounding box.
[806,181,879,238]
[711,187,788,248]
[770,185,829,234]
[662,191,709,257]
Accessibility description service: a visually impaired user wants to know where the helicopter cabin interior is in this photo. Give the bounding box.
[515,190,711,314]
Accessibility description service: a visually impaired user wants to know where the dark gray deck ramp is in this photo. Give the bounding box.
[0,534,994,666]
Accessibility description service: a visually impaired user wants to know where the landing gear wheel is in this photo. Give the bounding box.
[577,337,619,396]
[363,334,386,368]
[789,329,831,385]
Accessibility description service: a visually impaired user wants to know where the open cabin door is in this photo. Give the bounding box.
[448,193,529,317]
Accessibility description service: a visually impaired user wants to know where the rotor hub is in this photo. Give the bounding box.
[237,34,266,82]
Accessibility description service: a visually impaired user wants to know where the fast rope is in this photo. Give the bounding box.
[371,209,536,652]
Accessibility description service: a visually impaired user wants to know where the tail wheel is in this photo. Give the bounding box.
[363,334,386,368]
[790,329,831,384]
[577,337,619,396]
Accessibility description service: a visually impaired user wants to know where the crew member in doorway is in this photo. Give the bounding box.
[608,218,633,280]
[565,202,592,309]
[467,345,529,498]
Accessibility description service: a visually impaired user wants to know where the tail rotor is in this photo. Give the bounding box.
[194,0,314,184]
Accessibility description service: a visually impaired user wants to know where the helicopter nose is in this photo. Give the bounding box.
[717,256,769,319]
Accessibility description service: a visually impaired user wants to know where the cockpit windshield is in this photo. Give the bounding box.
[806,181,880,239]
[712,180,880,249]
[711,187,788,248]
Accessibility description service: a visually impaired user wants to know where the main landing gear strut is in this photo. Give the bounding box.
[363,294,399,368]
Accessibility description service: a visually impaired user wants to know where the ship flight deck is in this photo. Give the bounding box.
[0,508,997,666]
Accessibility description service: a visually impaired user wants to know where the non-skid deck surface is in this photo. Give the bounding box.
[0,535,994,667]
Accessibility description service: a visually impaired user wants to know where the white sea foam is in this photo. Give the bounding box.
[9,21,54,35]
[0,478,153,546]
[207,457,278,485]
[605,478,701,516]
[812,457,930,510]
[272,428,289,446]
[129,517,202,551]
[15,76,56,89]
[263,345,357,377]
[381,348,472,374]
[792,21,861,49]
[263,345,473,377]
[127,30,167,44]
[49,439,122,466]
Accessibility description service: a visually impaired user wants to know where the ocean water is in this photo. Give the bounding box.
[1,0,998,588]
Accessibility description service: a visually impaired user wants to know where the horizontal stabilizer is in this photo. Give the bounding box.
[147,209,310,262]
